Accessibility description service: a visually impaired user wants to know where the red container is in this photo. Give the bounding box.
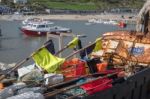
[96,63,107,72]
[80,78,112,95]
[62,58,86,78]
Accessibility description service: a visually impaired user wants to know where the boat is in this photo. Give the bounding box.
[117,21,127,28]
[87,18,125,27]
[43,1,150,98]
[22,18,54,26]
[41,28,150,98]
[1,1,150,99]
[85,22,94,25]
[20,21,72,36]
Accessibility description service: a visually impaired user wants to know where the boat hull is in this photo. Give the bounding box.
[84,68,150,99]
[21,28,47,36]
[20,28,71,37]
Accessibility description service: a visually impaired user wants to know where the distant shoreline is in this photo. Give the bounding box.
[0,14,136,22]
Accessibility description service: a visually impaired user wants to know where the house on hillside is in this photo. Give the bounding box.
[13,0,27,4]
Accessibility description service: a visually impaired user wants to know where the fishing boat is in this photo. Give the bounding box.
[87,18,126,28]
[22,18,54,26]
[42,1,150,98]
[117,21,126,28]
[20,21,72,36]
[1,1,150,99]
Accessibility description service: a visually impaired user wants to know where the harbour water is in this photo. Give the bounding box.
[0,20,134,64]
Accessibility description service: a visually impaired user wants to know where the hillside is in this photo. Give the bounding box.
[26,0,145,10]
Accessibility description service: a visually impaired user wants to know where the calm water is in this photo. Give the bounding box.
[0,20,135,64]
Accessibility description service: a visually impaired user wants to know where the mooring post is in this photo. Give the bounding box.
[47,32,74,57]
[58,34,63,57]
[0,26,2,37]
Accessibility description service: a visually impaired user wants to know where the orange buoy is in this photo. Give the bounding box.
[96,63,107,72]
[0,83,4,90]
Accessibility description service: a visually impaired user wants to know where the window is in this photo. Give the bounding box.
[37,25,46,28]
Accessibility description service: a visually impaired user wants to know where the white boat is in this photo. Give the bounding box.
[85,22,95,25]
[22,18,54,26]
[87,18,125,27]
[20,21,72,36]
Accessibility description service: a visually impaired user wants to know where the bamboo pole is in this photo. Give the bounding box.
[65,37,103,60]
[0,39,52,82]
[65,41,96,60]
[0,36,88,81]
[0,36,99,81]
[67,93,84,99]
[0,35,89,81]
[54,45,70,56]
[67,76,125,99]
[44,72,117,98]
[55,34,87,56]
[46,71,114,89]
[55,36,80,56]
[47,76,84,89]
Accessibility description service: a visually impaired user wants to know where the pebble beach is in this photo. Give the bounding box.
[0,13,136,22]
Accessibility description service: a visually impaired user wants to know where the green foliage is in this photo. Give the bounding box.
[45,2,97,10]
[2,0,145,10]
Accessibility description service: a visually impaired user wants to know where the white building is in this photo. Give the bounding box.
[13,0,27,4]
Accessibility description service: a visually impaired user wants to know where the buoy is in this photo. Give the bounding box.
[118,21,126,28]
[0,83,4,90]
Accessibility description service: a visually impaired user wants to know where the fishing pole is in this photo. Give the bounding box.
[54,34,87,56]
[44,72,118,98]
[46,70,119,90]
[0,36,81,81]
[0,36,101,82]
[65,37,103,60]
[10,69,119,97]
[0,39,53,82]
[67,76,127,99]
[67,81,112,99]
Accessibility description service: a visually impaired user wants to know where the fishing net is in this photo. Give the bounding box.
[7,91,44,99]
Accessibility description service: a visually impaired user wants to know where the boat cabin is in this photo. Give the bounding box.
[25,22,53,30]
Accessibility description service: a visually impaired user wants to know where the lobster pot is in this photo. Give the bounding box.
[80,78,112,95]
[61,58,86,79]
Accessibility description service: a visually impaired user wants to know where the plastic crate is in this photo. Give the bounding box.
[80,78,112,95]
[62,58,86,78]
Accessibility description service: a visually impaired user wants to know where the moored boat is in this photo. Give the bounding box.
[22,18,54,26]
[20,21,72,36]
[1,1,150,99]
[87,18,126,28]
[117,21,127,28]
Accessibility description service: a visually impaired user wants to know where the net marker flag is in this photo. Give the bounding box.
[32,40,65,73]
[68,37,79,48]
[80,38,102,58]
